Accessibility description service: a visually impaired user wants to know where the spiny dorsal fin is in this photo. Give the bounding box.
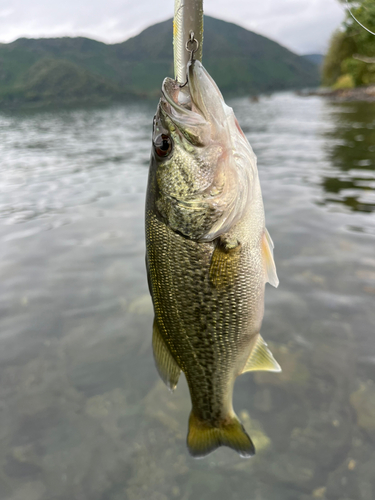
[243,335,281,373]
[152,319,181,391]
[187,411,255,459]
[209,237,241,288]
[262,228,279,288]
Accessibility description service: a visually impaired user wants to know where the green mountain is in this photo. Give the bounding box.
[302,54,324,67]
[0,16,319,107]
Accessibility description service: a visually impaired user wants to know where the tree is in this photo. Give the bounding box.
[322,0,375,87]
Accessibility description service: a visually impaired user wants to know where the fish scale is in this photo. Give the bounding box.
[146,202,264,417]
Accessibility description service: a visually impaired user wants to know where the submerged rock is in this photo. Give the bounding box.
[253,387,273,412]
[5,480,46,500]
[126,442,189,500]
[311,486,327,498]
[324,439,375,500]
[350,381,375,440]
[239,410,271,454]
[289,409,352,468]
[266,453,316,488]
[254,345,310,387]
[143,379,191,441]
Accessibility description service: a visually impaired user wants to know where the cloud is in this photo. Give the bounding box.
[0,0,344,54]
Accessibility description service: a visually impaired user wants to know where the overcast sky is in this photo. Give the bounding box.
[0,0,345,54]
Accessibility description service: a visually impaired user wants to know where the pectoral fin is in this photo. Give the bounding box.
[152,319,181,391]
[209,237,241,288]
[243,335,281,373]
[262,228,279,288]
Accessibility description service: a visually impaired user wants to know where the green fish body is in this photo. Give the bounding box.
[145,60,280,458]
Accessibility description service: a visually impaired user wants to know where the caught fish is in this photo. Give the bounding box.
[145,57,280,458]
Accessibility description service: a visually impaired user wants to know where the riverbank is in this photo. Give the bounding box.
[303,85,375,102]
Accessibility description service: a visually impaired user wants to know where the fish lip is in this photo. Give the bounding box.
[159,76,209,144]
[161,78,191,117]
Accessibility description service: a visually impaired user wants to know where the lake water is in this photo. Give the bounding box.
[0,93,375,500]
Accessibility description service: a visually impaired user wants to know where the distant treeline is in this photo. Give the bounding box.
[0,16,320,107]
[323,0,375,89]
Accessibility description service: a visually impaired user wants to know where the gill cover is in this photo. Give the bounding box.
[155,60,257,242]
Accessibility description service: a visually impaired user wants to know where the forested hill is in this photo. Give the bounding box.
[0,16,320,107]
[323,0,375,89]
[302,54,324,67]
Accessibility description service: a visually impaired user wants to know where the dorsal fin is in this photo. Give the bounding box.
[152,319,181,391]
[262,228,279,288]
[243,335,281,373]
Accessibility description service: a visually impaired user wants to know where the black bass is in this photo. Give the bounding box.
[145,59,280,458]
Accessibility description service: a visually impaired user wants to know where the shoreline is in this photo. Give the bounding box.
[304,85,375,102]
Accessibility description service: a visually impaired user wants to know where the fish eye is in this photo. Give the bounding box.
[153,134,172,158]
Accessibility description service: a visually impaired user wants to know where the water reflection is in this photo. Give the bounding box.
[1,95,375,500]
[322,101,375,213]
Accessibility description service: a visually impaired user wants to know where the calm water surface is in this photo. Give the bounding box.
[0,94,375,500]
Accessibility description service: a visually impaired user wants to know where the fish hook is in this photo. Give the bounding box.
[179,31,199,87]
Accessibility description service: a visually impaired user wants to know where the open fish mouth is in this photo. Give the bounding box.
[159,79,207,147]
[161,78,192,113]
[159,60,229,142]
[160,75,208,140]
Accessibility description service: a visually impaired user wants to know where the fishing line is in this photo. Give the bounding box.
[346,0,375,36]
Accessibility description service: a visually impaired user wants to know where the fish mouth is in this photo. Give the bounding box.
[160,77,207,130]
[159,75,208,146]
[161,78,192,114]
[160,60,228,139]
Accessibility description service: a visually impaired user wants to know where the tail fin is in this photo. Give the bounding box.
[187,412,255,459]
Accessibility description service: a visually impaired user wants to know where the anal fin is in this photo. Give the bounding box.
[152,319,181,391]
[243,335,281,373]
[262,228,279,288]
